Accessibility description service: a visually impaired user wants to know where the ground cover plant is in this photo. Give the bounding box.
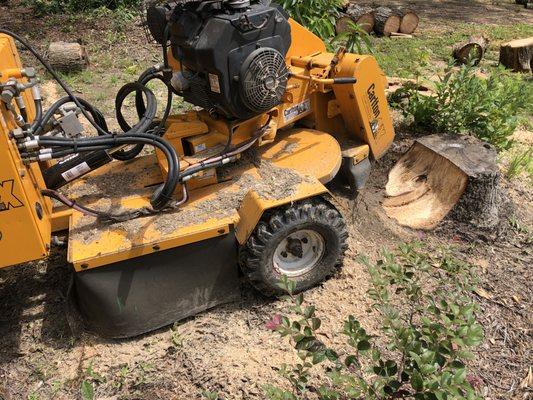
[266,244,485,400]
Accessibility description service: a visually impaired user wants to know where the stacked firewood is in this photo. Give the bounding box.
[335,4,420,37]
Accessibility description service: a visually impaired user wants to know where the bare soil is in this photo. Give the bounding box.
[0,1,532,400]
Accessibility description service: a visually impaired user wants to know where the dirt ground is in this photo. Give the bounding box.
[0,1,532,399]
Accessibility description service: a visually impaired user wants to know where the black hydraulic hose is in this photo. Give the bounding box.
[38,134,180,210]
[0,28,111,136]
[117,74,173,135]
[112,81,159,161]
[30,99,43,133]
[115,82,158,134]
[19,106,28,123]
[115,70,174,161]
[35,96,110,136]
[42,188,144,221]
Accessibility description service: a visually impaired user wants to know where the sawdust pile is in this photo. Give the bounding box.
[153,159,309,235]
[62,167,154,200]
[70,157,312,242]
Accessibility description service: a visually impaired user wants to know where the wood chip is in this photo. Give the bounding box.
[475,287,493,300]
[520,366,532,389]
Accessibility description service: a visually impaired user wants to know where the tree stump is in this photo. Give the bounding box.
[336,5,375,34]
[383,134,501,230]
[47,42,89,73]
[374,7,400,37]
[452,35,489,65]
[393,7,419,34]
[499,37,533,73]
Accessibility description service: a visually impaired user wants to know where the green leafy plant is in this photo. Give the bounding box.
[79,360,105,400]
[80,380,94,400]
[277,0,343,39]
[506,147,532,180]
[202,390,220,400]
[332,21,373,55]
[391,62,532,151]
[265,244,484,400]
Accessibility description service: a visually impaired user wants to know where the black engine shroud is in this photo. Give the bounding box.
[148,1,292,120]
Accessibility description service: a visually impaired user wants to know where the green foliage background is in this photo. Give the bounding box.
[23,0,140,14]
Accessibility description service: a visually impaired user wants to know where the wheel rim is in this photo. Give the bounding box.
[273,229,326,277]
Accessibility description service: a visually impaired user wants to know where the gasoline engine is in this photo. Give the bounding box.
[147,0,292,119]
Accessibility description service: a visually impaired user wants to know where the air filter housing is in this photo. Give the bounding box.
[150,0,292,120]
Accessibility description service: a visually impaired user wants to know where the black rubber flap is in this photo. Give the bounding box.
[74,233,240,338]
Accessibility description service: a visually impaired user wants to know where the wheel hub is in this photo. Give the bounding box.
[273,230,326,277]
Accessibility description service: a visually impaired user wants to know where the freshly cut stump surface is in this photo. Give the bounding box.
[499,37,533,72]
[336,5,375,34]
[384,134,501,230]
[394,7,419,34]
[374,7,401,37]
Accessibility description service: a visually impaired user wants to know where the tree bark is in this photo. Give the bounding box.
[499,37,533,73]
[384,134,501,230]
[336,5,375,34]
[373,7,400,37]
[453,35,489,65]
[393,7,419,34]
[47,42,89,73]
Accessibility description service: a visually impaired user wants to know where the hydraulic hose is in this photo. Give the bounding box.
[34,96,110,136]
[0,28,112,136]
[37,133,180,210]
[30,99,43,133]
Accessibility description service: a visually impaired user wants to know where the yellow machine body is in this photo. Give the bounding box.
[0,35,52,267]
[0,19,394,337]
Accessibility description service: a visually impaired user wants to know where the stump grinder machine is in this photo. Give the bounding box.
[0,0,394,338]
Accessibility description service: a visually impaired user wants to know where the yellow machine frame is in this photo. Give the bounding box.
[0,19,394,338]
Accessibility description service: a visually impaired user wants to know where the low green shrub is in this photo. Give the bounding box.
[332,21,373,55]
[277,0,343,39]
[23,0,140,15]
[265,244,484,400]
[390,62,532,151]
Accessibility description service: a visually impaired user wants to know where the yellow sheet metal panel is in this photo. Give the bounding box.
[261,128,342,184]
[286,19,327,59]
[333,54,395,160]
[51,206,73,233]
[0,35,52,268]
[67,129,341,271]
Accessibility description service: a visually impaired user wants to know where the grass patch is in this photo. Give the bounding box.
[371,22,533,78]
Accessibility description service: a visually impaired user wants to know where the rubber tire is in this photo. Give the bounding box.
[239,198,349,297]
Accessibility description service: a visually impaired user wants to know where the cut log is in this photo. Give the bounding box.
[499,37,533,73]
[336,5,375,34]
[47,42,89,73]
[452,35,489,65]
[383,134,501,230]
[374,7,401,37]
[393,7,419,34]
